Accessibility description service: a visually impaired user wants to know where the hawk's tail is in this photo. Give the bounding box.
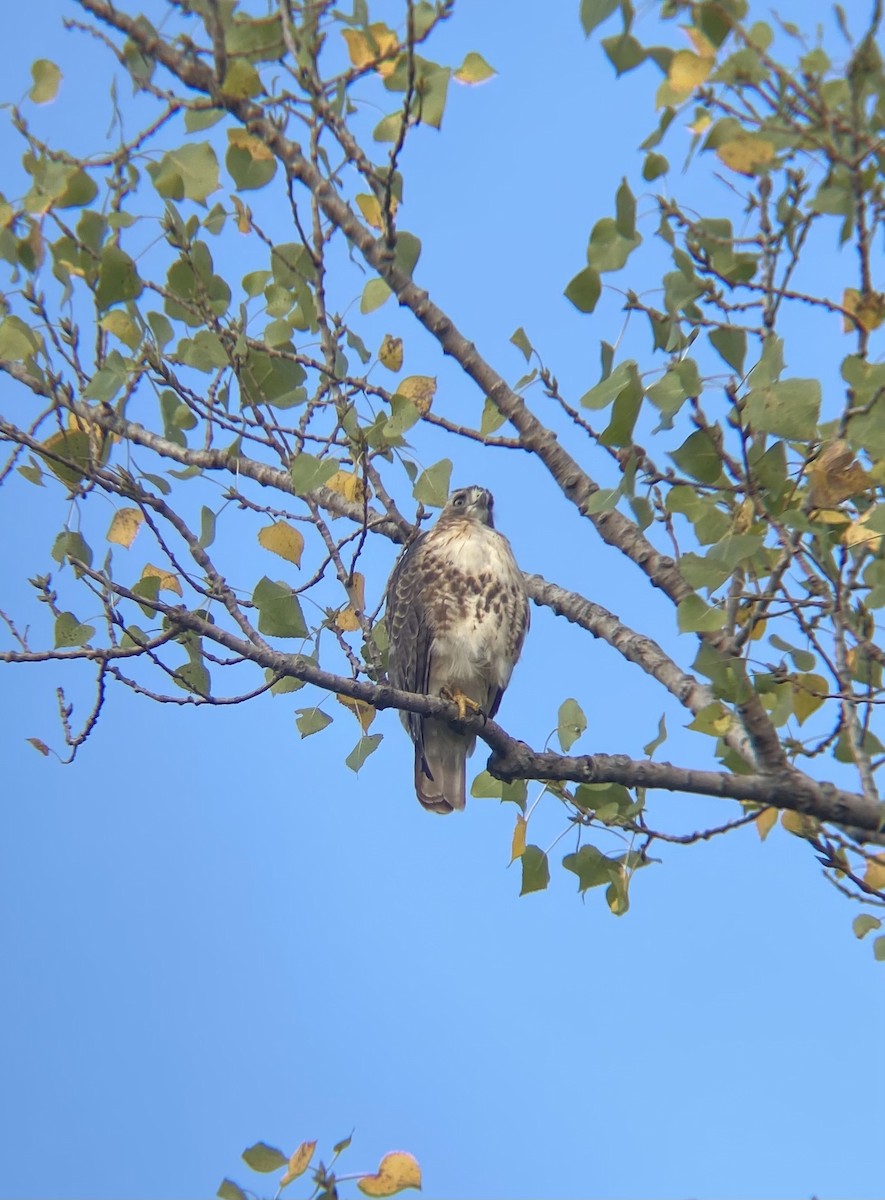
[415,720,471,814]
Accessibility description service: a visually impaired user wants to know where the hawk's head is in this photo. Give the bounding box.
[442,485,495,528]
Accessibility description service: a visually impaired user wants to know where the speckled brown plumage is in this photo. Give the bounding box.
[385,486,529,813]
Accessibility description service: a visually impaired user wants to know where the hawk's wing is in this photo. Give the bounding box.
[386,533,433,763]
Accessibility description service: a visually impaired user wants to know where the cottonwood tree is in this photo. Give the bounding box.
[3,0,885,948]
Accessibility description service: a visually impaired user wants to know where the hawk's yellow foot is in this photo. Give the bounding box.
[440,686,484,722]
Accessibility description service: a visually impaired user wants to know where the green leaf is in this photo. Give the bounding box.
[174,658,211,697]
[226,130,277,191]
[480,397,506,435]
[677,595,726,633]
[470,770,527,811]
[709,325,747,373]
[580,0,619,35]
[454,51,496,83]
[510,326,532,361]
[874,936,885,963]
[95,245,142,311]
[564,265,601,312]
[644,713,667,756]
[221,58,263,98]
[670,429,722,484]
[54,612,96,648]
[345,733,383,772]
[744,378,821,441]
[0,315,41,361]
[30,59,61,104]
[642,151,668,180]
[394,231,421,278]
[217,1181,248,1200]
[520,845,550,895]
[852,914,881,940]
[242,1143,288,1173]
[603,33,646,75]
[289,452,338,496]
[253,577,308,639]
[361,277,391,313]
[557,697,587,751]
[413,459,452,508]
[586,216,641,272]
[579,359,639,410]
[148,143,220,203]
[295,707,333,738]
[562,843,614,891]
[199,506,216,549]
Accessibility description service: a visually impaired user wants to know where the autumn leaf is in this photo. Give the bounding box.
[280,1140,317,1188]
[807,440,872,507]
[510,814,527,863]
[358,1151,422,1197]
[755,807,777,841]
[336,694,376,733]
[864,855,885,892]
[325,470,368,504]
[342,24,399,77]
[107,507,144,548]
[395,375,436,416]
[667,49,713,98]
[258,522,305,567]
[716,134,775,176]
[379,334,403,372]
[141,563,182,595]
[843,287,885,333]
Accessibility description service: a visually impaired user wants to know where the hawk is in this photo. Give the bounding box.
[385,485,530,813]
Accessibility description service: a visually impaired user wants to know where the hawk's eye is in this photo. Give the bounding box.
[452,493,466,507]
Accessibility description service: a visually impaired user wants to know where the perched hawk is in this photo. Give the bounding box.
[385,485,529,813]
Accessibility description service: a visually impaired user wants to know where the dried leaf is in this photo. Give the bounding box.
[358,1151,422,1197]
[107,507,144,548]
[258,522,305,566]
[335,607,361,632]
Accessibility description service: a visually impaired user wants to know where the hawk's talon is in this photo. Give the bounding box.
[440,685,484,723]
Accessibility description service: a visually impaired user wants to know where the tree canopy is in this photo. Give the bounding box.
[3,0,885,964]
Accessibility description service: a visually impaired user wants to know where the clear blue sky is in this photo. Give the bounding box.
[1,2,883,1198]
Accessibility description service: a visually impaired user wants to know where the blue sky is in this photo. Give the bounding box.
[1,2,884,1198]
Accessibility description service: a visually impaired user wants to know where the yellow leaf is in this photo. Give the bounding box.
[142,564,182,595]
[688,112,712,135]
[864,855,885,892]
[843,287,885,333]
[100,310,141,350]
[232,194,252,234]
[280,1140,317,1188]
[355,193,397,230]
[807,440,872,507]
[379,334,403,372]
[755,807,777,841]
[336,694,376,733]
[227,127,275,161]
[395,375,436,416]
[358,1151,422,1197]
[781,809,818,839]
[667,50,712,98]
[510,814,527,863]
[334,607,361,632]
[685,27,717,58]
[792,674,828,725]
[325,470,367,504]
[342,24,399,76]
[716,134,775,176]
[107,507,143,548]
[347,571,366,611]
[842,508,884,554]
[258,522,305,567]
